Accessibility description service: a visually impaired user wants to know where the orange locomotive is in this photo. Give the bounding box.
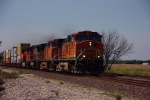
[60,30,104,75]
[18,30,104,75]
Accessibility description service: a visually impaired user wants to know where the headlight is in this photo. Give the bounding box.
[89,42,92,46]
[82,55,86,58]
[98,56,100,58]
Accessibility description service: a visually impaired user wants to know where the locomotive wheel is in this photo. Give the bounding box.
[53,64,56,72]
[47,62,50,71]
[68,63,72,72]
[35,62,40,69]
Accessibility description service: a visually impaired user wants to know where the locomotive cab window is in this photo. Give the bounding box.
[75,35,88,42]
[89,36,101,42]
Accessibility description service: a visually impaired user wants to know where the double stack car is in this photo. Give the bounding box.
[0,30,105,75]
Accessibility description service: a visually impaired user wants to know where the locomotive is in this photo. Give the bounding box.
[1,30,105,75]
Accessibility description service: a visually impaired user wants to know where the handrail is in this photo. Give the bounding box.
[75,49,86,67]
[51,54,58,64]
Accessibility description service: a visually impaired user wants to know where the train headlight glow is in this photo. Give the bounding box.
[98,56,100,58]
[82,55,86,58]
[89,42,92,46]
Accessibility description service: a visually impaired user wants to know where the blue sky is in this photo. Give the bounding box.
[0,0,150,60]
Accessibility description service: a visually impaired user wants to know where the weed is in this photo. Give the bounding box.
[59,81,64,85]
[51,90,60,96]
[102,92,123,100]
[45,80,50,83]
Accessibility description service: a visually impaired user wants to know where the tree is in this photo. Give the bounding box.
[101,30,134,70]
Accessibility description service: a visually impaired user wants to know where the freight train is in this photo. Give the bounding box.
[0,30,105,75]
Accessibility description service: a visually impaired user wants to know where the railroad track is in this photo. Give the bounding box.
[1,66,150,87]
[98,73,150,87]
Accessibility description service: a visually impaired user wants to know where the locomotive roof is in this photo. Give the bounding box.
[48,38,65,43]
[68,30,102,37]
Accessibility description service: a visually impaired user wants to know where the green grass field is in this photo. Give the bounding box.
[105,64,150,77]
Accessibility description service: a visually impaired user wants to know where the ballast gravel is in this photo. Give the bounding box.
[0,74,114,100]
[1,67,150,100]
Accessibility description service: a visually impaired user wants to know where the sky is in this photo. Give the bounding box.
[0,0,150,60]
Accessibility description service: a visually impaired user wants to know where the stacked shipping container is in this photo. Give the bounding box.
[17,43,30,63]
[11,47,17,66]
[5,50,11,66]
[6,50,8,65]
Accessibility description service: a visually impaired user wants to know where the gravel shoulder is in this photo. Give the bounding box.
[1,67,149,100]
[0,73,114,100]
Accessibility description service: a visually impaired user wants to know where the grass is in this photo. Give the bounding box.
[45,80,50,83]
[0,70,30,79]
[51,79,92,90]
[18,71,30,74]
[105,64,150,76]
[0,72,19,79]
[102,92,123,100]
[71,83,92,90]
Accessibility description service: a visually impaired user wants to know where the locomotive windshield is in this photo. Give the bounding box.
[75,35,88,42]
[89,36,101,42]
[51,42,57,47]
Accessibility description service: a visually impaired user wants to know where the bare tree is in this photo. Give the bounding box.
[101,30,134,70]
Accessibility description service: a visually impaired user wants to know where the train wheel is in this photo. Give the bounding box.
[46,62,49,71]
[53,64,56,72]
[35,62,40,69]
[68,63,72,73]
